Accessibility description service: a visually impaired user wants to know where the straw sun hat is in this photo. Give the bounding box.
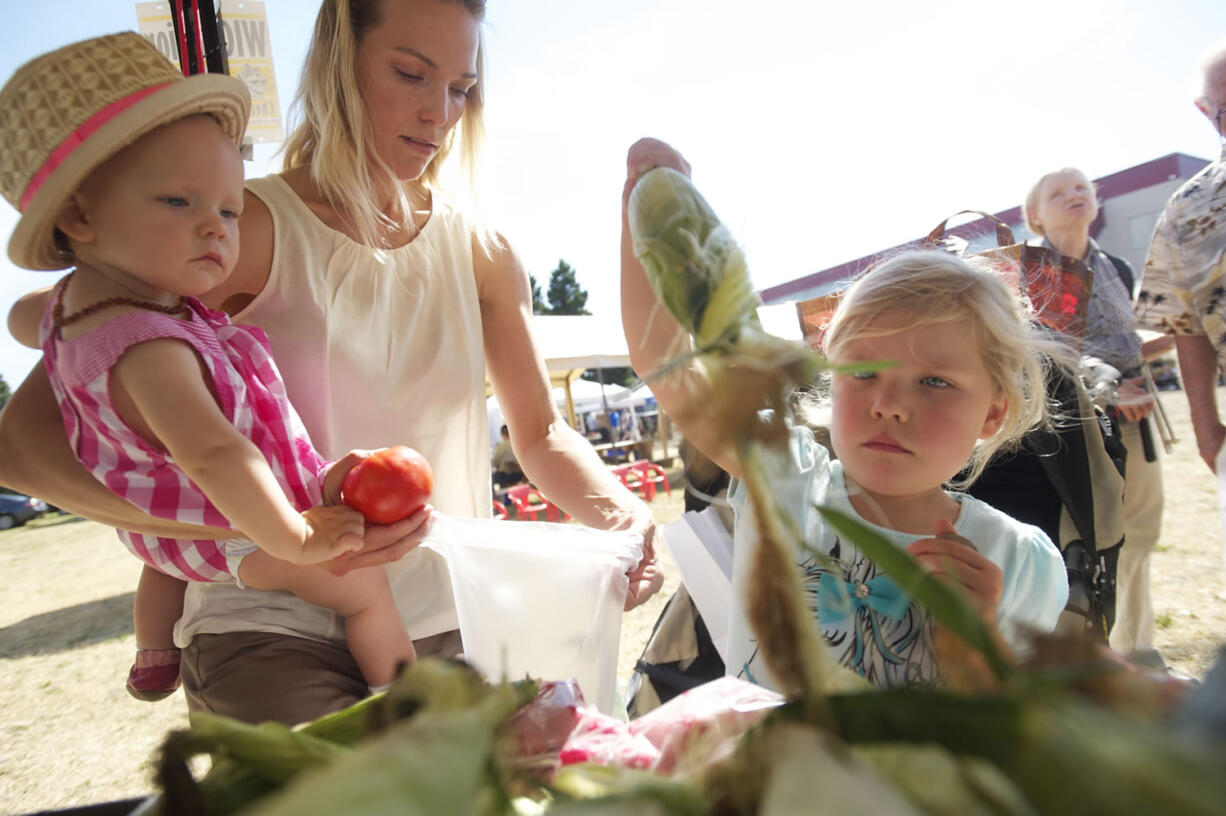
[0,31,251,271]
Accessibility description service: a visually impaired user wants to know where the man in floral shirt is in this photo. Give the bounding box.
[1136,41,1226,530]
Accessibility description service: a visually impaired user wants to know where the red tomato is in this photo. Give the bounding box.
[340,446,434,525]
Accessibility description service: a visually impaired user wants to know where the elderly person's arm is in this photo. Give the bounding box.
[1175,333,1225,471]
[476,233,662,609]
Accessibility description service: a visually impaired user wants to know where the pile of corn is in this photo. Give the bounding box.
[146,168,1226,816]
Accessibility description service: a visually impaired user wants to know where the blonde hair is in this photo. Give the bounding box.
[281,0,488,249]
[1022,167,1094,238]
[820,250,1051,489]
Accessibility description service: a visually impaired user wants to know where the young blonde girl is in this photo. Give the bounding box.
[621,138,1068,689]
[0,34,421,700]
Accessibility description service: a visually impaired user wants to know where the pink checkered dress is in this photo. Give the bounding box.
[41,287,330,582]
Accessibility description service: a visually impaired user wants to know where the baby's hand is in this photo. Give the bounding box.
[623,138,692,205]
[299,505,365,564]
[906,518,1003,618]
[320,449,378,506]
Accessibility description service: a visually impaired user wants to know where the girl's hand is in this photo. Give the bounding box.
[299,505,366,564]
[320,449,378,506]
[322,505,434,576]
[906,518,1003,619]
[623,138,692,206]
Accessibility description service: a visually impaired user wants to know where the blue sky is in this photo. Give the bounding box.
[0,0,1224,388]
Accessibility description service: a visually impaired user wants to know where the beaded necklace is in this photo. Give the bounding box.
[52,272,188,330]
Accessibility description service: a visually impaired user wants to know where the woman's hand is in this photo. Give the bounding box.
[906,518,1003,619]
[623,521,664,610]
[321,504,433,576]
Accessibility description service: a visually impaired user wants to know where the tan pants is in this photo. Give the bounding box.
[1108,419,1164,655]
[181,629,463,726]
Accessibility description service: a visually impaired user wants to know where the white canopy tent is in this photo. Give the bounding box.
[485,306,800,448]
[485,313,636,444]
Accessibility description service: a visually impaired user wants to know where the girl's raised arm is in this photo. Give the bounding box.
[619,138,741,478]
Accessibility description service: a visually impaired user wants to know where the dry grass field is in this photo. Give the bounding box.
[1,387,1223,814]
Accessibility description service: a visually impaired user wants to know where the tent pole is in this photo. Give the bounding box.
[564,370,579,431]
[597,368,612,438]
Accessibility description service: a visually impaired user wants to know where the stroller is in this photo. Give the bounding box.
[967,361,1127,638]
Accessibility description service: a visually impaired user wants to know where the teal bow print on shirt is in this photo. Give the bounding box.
[816,572,911,624]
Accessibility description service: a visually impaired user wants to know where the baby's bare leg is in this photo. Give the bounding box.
[134,564,186,650]
[238,552,416,687]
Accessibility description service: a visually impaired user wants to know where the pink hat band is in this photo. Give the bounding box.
[18,82,171,212]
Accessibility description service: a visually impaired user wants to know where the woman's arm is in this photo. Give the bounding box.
[477,237,647,529]
[475,231,662,608]
[619,138,741,477]
[8,287,53,349]
[0,362,233,538]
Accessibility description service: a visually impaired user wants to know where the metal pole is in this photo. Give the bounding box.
[169,0,227,76]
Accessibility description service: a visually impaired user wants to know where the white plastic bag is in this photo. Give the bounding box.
[422,515,642,713]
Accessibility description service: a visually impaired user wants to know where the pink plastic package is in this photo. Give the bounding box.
[502,680,588,778]
[502,680,659,777]
[503,676,784,780]
[558,708,660,770]
[627,676,785,774]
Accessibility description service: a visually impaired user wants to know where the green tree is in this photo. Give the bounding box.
[543,259,590,316]
[528,274,547,315]
[0,373,10,411]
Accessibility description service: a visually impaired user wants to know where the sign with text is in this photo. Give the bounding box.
[134,0,284,144]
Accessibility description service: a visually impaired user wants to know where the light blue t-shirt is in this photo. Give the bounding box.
[726,422,1068,691]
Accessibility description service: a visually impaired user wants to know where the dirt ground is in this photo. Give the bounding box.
[2,389,1224,814]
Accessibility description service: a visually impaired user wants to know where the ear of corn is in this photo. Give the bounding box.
[627,167,759,349]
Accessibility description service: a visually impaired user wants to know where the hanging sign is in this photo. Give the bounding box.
[135,0,284,144]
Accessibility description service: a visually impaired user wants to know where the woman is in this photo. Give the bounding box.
[1022,167,1170,665]
[0,0,660,724]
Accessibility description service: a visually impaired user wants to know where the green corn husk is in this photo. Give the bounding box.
[151,659,539,816]
[547,765,708,816]
[703,718,918,816]
[850,743,1038,816]
[240,707,512,816]
[627,167,760,350]
[737,441,846,713]
[155,715,353,815]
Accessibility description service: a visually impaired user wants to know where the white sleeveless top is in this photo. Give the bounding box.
[176,174,490,644]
